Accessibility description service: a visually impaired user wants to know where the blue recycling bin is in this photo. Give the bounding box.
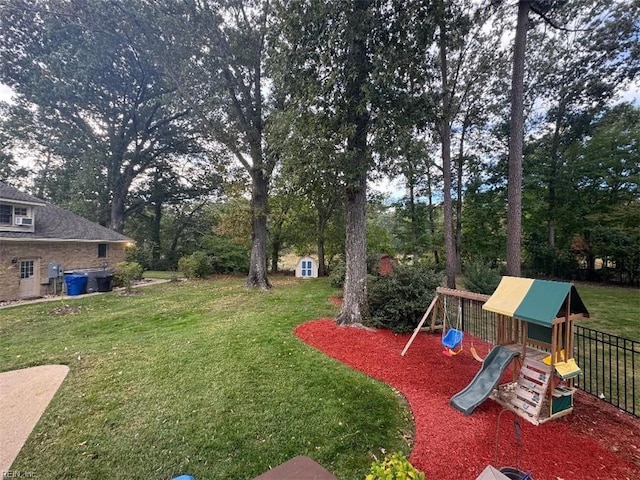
[65,274,88,296]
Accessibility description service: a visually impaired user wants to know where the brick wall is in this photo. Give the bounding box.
[0,241,128,301]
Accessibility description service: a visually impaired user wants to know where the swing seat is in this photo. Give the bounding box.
[442,328,463,350]
[442,347,463,357]
[470,345,485,362]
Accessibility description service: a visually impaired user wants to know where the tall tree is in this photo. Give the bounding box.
[543,104,639,281]
[390,0,508,284]
[333,0,372,324]
[271,110,343,276]
[389,136,437,261]
[0,0,196,232]
[435,0,458,287]
[145,0,274,288]
[272,0,378,324]
[529,0,639,250]
[505,0,531,276]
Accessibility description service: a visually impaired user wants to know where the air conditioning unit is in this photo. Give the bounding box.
[14,217,33,226]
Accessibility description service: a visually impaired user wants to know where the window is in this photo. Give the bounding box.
[14,206,28,216]
[0,204,12,224]
[20,260,34,279]
[301,260,313,277]
[98,243,108,258]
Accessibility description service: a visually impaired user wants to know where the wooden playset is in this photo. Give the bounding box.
[481,276,589,425]
[402,277,590,426]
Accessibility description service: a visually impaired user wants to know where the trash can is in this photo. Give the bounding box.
[85,271,99,293]
[96,274,114,292]
[76,269,113,293]
[65,274,88,296]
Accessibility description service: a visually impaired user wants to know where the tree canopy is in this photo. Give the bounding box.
[0,0,637,292]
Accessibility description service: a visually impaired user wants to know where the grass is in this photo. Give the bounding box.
[575,283,640,341]
[571,284,639,416]
[0,278,412,480]
[142,270,184,279]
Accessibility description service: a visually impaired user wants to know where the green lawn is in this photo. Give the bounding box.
[575,283,640,341]
[143,270,184,279]
[0,278,412,480]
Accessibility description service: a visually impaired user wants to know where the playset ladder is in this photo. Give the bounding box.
[510,357,551,422]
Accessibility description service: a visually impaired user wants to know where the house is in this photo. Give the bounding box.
[295,256,318,278]
[0,182,133,301]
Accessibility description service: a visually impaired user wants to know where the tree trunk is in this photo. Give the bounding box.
[441,123,456,288]
[505,0,531,277]
[151,199,162,264]
[548,99,566,250]
[455,121,467,274]
[110,191,127,233]
[270,239,280,273]
[426,165,440,264]
[317,218,326,277]
[439,7,456,289]
[246,166,270,288]
[337,175,369,325]
[409,181,418,259]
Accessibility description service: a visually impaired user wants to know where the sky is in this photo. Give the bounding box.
[0,84,13,102]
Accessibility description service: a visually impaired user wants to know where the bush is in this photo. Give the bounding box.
[178,251,213,279]
[329,258,346,288]
[365,452,425,480]
[203,236,250,274]
[367,263,443,333]
[113,262,144,292]
[462,261,501,295]
[207,237,251,273]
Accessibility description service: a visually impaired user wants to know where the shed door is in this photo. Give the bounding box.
[302,260,313,278]
[19,259,40,299]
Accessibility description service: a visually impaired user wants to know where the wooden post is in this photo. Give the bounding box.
[431,297,444,331]
[401,296,440,357]
[565,294,572,359]
[521,320,528,360]
[565,294,573,390]
[498,315,505,345]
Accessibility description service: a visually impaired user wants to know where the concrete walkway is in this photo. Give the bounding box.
[0,365,69,474]
[0,278,170,310]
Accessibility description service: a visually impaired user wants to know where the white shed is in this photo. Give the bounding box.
[295,256,318,278]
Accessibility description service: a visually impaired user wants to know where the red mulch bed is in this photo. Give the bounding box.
[295,319,640,480]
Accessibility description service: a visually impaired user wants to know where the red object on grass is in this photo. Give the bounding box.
[295,319,640,480]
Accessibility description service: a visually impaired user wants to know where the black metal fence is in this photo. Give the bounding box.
[574,326,639,417]
[437,288,639,418]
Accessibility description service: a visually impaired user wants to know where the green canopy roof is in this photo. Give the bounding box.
[483,277,589,327]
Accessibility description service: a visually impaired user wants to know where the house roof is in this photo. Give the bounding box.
[0,182,46,206]
[0,182,132,243]
[482,276,589,327]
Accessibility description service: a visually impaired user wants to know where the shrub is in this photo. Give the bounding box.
[203,236,250,274]
[365,452,425,480]
[113,261,144,293]
[462,261,501,295]
[329,258,346,288]
[178,251,213,279]
[367,263,443,333]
